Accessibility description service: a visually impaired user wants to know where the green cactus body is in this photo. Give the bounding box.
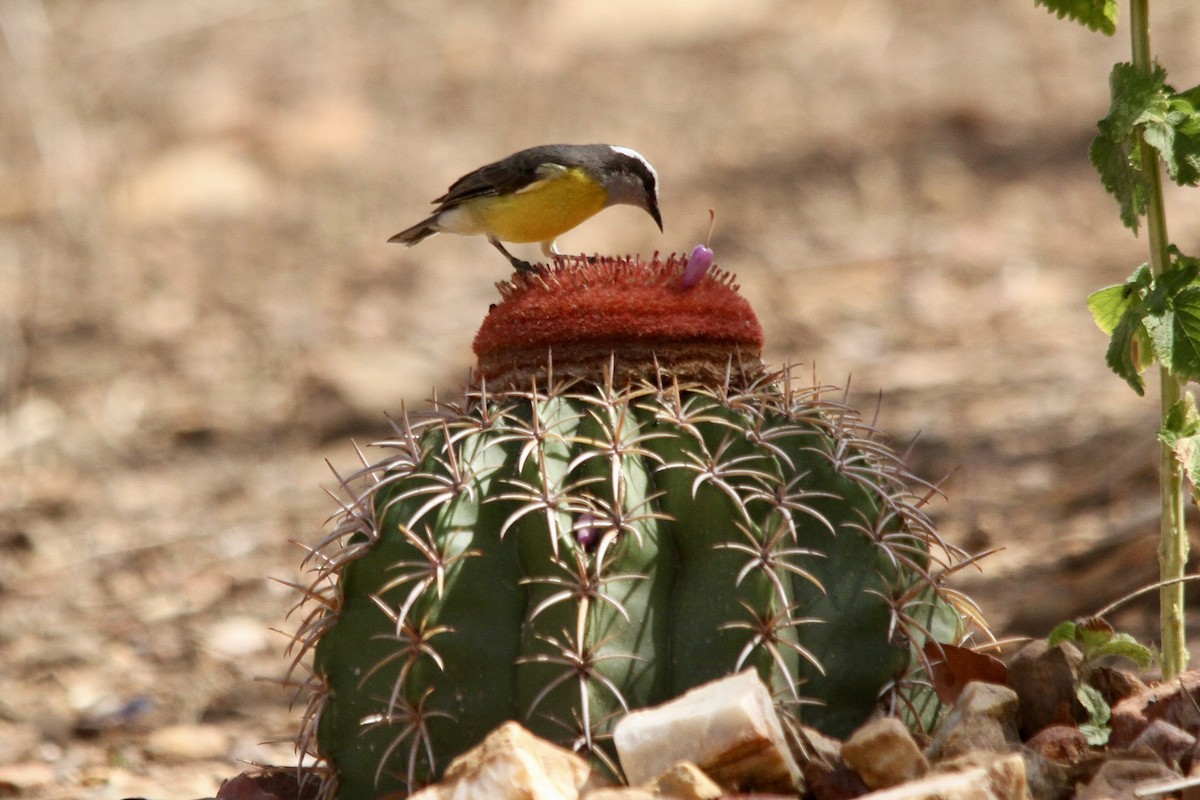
[294,372,973,799]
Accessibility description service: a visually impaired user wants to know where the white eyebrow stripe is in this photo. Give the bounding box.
[609,145,658,187]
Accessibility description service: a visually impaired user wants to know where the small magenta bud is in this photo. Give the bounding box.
[574,512,600,550]
[682,244,714,288]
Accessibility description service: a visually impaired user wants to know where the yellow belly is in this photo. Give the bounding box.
[475,168,608,243]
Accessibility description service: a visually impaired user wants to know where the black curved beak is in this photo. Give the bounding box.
[647,197,663,232]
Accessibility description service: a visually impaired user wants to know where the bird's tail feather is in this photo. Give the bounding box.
[388,216,439,246]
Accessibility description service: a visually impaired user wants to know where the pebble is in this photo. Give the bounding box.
[841,717,928,790]
[1023,724,1089,766]
[409,722,608,800]
[641,761,722,800]
[1129,719,1196,768]
[1110,671,1200,748]
[613,670,801,793]
[583,790,659,800]
[1004,640,1082,739]
[924,682,1021,763]
[1077,756,1181,800]
[835,752,1027,800]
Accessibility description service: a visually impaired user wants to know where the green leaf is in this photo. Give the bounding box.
[1140,90,1200,188]
[1034,0,1117,35]
[1091,633,1155,670]
[1096,255,1200,393]
[1076,624,1114,653]
[1143,285,1200,384]
[1088,263,1151,334]
[1106,311,1148,395]
[1092,63,1173,232]
[1170,287,1200,380]
[1079,721,1110,747]
[1160,394,1200,446]
[1161,394,1200,509]
[1164,92,1200,186]
[1076,683,1112,745]
[1047,621,1077,648]
[1090,131,1148,232]
[1087,285,1130,335]
[1076,684,1110,723]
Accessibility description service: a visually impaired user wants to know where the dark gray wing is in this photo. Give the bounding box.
[431,144,610,208]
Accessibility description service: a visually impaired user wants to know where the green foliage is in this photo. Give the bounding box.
[1087,251,1200,394]
[292,376,979,799]
[1035,0,1118,35]
[1091,63,1164,231]
[1046,618,1154,669]
[1160,394,1200,506]
[1044,0,1197,683]
[1075,684,1112,745]
[1046,618,1153,747]
[1090,65,1200,232]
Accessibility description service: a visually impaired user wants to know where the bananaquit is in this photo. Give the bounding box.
[389,143,662,273]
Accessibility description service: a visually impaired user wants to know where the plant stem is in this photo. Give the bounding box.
[1130,0,1189,679]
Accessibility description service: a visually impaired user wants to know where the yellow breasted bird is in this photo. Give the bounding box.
[389,144,662,273]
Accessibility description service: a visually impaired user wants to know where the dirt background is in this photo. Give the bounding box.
[4,1,1200,797]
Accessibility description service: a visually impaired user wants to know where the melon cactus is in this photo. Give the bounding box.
[288,254,984,799]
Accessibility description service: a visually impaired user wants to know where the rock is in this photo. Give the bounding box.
[841,717,928,790]
[925,682,1021,763]
[1076,755,1180,800]
[795,725,863,800]
[1005,641,1082,739]
[613,670,802,793]
[582,790,659,800]
[216,766,319,800]
[1110,670,1200,748]
[1017,748,1070,800]
[805,763,869,800]
[932,750,1062,800]
[794,724,843,766]
[144,723,230,762]
[836,752,1028,800]
[1089,666,1146,709]
[641,761,723,799]
[1129,719,1196,768]
[1023,725,1090,766]
[410,722,608,800]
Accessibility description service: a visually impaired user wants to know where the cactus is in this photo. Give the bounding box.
[288,255,984,799]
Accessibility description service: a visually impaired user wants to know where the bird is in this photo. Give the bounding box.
[389,144,662,273]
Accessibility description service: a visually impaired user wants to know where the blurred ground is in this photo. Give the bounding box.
[3,0,1200,797]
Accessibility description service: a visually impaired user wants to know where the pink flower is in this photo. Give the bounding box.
[682,244,714,288]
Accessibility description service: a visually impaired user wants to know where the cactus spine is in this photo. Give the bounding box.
[288,256,982,799]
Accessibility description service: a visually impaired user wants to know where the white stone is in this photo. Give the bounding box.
[842,716,928,789]
[640,761,723,799]
[612,670,801,793]
[409,722,608,800]
[857,753,1029,800]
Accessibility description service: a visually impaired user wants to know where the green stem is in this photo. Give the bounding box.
[1130,0,1189,679]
